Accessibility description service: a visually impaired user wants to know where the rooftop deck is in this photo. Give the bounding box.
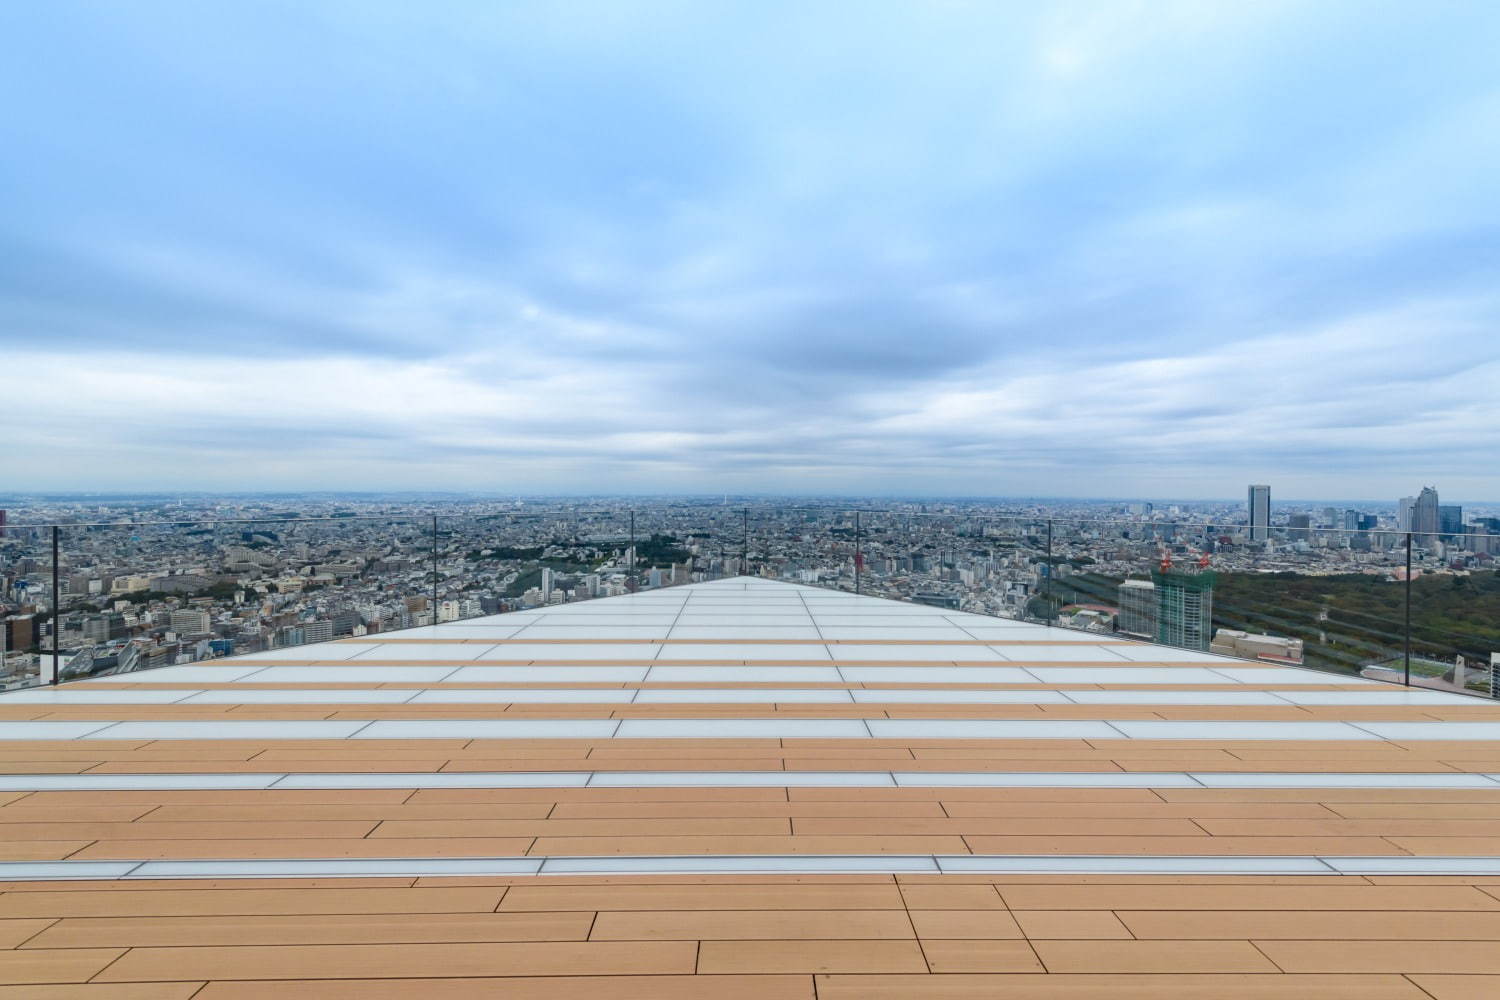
[3,578,1500,997]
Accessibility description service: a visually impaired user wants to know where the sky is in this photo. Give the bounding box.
[3,1,1499,500]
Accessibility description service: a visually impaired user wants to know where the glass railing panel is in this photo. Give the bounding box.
[1403,529,1498,697]
[1211,523,1409,680]
[0,523,57,689]
[439,506,634,613]
[1043,516,1180,638]
[1044,518,1411,679]
[976,515,1051,622]
[750,506,847,592]
[51,515,433,679]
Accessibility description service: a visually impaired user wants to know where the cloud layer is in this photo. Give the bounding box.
[4,1,1499,498]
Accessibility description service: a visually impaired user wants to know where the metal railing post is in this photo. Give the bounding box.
[1404,532,1412,687]
[431,515,439,621]
[742,508,749,577]
[854,511,862,596]
[629,510,636,591]
[1044,519,1053,628]
[51,526,60,685]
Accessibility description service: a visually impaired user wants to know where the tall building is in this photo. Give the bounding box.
[1116,579,1156,638]
[1398,496,1416,531]
[540,567,554,603]
[1412,487,1440,537]
[1287,514,1312,541]
[1247,485,1270,541]
[1152,567,1215,651]
[1439,505,1464,536]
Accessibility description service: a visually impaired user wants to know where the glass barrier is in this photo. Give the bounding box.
[1043,519,1413,679]
[49,515,432,680]
[754,506,846,590]
[3,505,1495,698]
[0,523,56,689]
[437,506,636,614]
[1404,530,1499,697]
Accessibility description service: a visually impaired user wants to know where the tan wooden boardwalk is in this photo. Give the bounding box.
[3,579,1499,997]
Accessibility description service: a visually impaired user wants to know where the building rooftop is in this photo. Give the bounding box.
[3,577,1500,996]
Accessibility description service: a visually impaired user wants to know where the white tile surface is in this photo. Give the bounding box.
[0,721,121,739]
[0,774,283,790]
[673,616,815,627]
[829,644,1009,662]
[510,626,672,639]
[838,667,1036,683]
[632,689,854,703]
[812,615,962,627]
[1,689,198,704]
[447,666,648,682]
[645,666,843,682]
[1026,667,1238,685]
[78,665,269,683]
[1212,667,1378,685]
[234,643,377,661]
[988,645,1129,662]
[1110,645,1240,663]
[381,626,526,639]
[353,720,619,739]
[246,666,460,683]
[654,643,830,661]
[867,720,1124,739]
[614,719,870,739]
[1274,691,1480,705]
[1107,721,1379,740]
[952,627,1059,641]
[349,643,504,661]
[0,863,141,880]
[668,627,824,640]
[469,643,661,661]
[530,615,681,626]
[817,627,975,641]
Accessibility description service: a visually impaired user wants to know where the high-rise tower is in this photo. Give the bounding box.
[1247,485,1270,541]
[1412,487,1440,537]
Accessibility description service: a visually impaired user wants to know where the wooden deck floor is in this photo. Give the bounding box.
[3,578,1499,996]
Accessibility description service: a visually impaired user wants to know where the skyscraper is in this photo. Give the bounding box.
[1153,566,1215,651]
[1439,505,1464,536]
[1116,579,1157,638]
[1412,487,1440,537]
[1247,485,1270,541]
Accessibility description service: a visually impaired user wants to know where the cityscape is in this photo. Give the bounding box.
[5,485,1498,695]
[6,3,1500,994]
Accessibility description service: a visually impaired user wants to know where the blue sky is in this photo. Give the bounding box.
[4,1,1499,498]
